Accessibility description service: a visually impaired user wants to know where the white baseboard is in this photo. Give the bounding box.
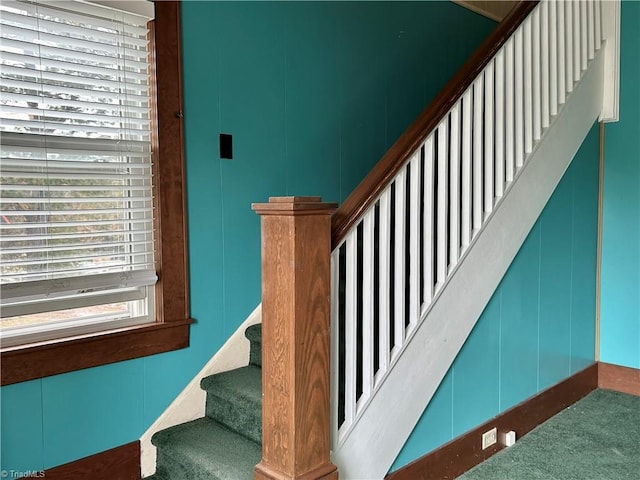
[140,305,262,477]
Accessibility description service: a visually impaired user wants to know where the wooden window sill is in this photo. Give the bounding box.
[1,319,193,385]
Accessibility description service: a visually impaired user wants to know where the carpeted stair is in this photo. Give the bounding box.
[148,324,263,480]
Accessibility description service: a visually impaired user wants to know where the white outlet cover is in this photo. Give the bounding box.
[482,427,498,449]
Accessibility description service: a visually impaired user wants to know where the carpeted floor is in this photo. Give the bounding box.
[458,389,640,480]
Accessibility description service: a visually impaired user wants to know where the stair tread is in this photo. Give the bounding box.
[246,324,262,368]
[200,365,261,403]
[151,417,261,480]
[244,323,262,343]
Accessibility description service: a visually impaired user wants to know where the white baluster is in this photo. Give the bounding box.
[361,211,374,404]
[393,172,406,355]
[580,0,588,70]
[550,0,559,117]
[449,106,461,266]
[495,50,505,198]
[461,88,473,250]
[423,135,435,305]
[472,76,484,233]
[409,151,421,331]
[344,231,358,427]
[587,0,595,60]
[436,120,448,289]
[595,0,602,49]
[377,191,391,381]
[541,0,550,129]
[573,0,581,81]
[505,37,515,183]
[484,60,495,214]
[514,27,525,169]
[566,0,574,92]
[558,0,567,105]
[524,16,534,155]
[533,7,542,141]
[330,249,340,439]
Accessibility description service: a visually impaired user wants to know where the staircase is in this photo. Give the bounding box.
[329,0,608,476]
[145,0,617,479]
[149,324,263,480]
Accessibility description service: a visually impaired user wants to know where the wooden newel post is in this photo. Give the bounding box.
[252,197,339,480]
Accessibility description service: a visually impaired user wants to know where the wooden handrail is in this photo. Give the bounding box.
[331,0,539,250]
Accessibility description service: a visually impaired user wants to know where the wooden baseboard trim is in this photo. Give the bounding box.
[598,362,640,396]
[44,441,140,480]
[386,363,598,480]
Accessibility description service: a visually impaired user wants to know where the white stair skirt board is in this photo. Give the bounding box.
[332,49,605,480]
[140,305,262,478]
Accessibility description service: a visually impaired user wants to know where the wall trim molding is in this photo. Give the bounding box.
[386,363,598,480]
[598,362,640,396]
[44,441,140,480]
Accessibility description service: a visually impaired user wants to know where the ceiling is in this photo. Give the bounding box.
[454,1,520,21]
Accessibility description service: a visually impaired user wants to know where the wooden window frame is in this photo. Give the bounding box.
[0,1,192,386]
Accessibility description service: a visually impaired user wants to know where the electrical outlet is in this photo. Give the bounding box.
[504,430,516,447]
[482,427,497,449]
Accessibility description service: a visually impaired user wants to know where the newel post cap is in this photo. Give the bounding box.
[252,196,338,216]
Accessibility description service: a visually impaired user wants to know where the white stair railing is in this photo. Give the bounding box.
[330,0,605,477]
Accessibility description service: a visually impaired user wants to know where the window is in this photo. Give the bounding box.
[1,0,157,346]
[0,1,191,385]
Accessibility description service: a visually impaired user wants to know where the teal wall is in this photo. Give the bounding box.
[600,0,640,369]
[0,2,495,473]
[180,0,495,350]
[392,121,600,472]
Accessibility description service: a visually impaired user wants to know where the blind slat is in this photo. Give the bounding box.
[1,105,150,131]
[1,207,154,218]
[0,131,150,152]
[0,229,152,242]
[1,9,149,48]
[5,0,150,34]
[0,88,150,114]
[0,194,152,203]
[2,52,150,83]
[1,260,154,282]
[0,36,148,70]
[1,116,149,136]
[0,22,148,57]
[1,182,151,191]
[1,269,157,300]
[1,238,153,254]
[1,18,148,52]
[0,217,153,229]
[2,250,153,268]
[1,161,151,176]
[0,288,146,320]
[2,65,150,97]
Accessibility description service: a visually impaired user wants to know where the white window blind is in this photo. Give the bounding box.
[0,0,156,346]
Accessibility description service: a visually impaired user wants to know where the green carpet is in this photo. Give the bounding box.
[201,365,262,444]
[152,417,261,480]
[149,325,263,480]
[458,389,640,480]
